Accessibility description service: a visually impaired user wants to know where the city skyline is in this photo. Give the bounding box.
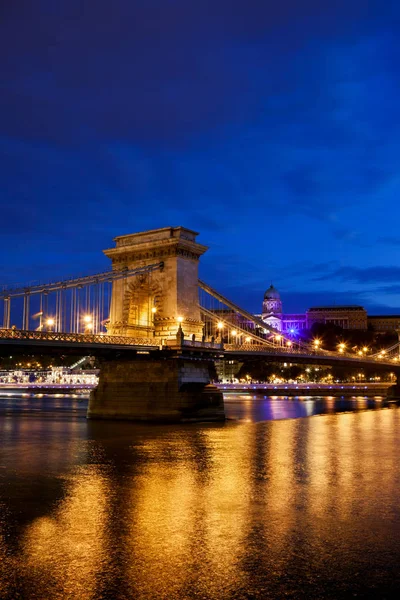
[1,1,400,315]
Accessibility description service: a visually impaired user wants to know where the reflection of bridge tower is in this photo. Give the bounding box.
[104,227,207,340]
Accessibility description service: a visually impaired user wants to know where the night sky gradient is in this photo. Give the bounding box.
[1,1,400,315]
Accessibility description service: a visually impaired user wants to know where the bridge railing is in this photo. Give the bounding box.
[182,339,223,350]
[223,343,337,356]
[223,343,398,365]
[0,328,159,347]
[0,328,223,350]
[0,328,398,364]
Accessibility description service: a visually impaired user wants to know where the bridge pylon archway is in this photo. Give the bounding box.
[104,227,207,340]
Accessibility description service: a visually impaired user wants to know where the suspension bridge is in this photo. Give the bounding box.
[0,265,398,368]
[1,226,399,421]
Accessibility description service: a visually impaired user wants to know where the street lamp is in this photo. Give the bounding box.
[216,321,224,341]
[46,318,54,332]
[83,314,93,333]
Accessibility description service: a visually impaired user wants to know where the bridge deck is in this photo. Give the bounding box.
[0,329,398,370]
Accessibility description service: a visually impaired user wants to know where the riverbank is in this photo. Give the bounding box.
[216,382,391,396]
[0,383,93,394]
[0,381,392,397]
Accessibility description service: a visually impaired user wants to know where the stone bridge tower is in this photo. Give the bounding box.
[104,227,207,341]
[88,226,225,422]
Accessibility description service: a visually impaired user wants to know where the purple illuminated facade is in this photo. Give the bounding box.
[258,285,400,334]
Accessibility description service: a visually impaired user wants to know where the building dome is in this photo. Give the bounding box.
[264,285,280,300]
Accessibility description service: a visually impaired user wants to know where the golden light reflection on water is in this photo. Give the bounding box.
[126,426,254,598]
[3,406,400,598]
[129,450,199,597]
[264,419,297,553]
[22,470,109,599]
[200,426,253,594]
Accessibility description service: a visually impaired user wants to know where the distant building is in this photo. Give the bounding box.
[207,285,400,337]
[260,285,306,332]
[259,285,400,334]
[306,306,367,330]
[367,315,400,333]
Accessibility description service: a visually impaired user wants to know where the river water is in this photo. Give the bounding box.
[1,393,400,599]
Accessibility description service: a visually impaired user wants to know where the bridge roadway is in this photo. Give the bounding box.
[223,344,400,373]
[0,328,161,357]
[0,329,398,374]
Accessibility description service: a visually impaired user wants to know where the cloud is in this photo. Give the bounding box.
[1,0,400,314]
[314,266,400,284]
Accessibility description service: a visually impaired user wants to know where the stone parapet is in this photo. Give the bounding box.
[104,226,208,265]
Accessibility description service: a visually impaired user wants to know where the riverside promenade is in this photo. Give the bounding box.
[0,381,392,397]
[216,382,391,396]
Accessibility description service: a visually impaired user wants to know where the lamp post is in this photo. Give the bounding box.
[46,318,54,332]
[176,316,184,345]
[83,314,93,333]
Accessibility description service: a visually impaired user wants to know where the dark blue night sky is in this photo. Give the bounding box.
[1,1,400,315]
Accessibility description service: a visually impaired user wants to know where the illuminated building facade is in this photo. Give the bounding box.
[306,306,367,330]
[207,285,399,336]
[260,285,306,333]
[260,285,400,334]
[367,315,400,333]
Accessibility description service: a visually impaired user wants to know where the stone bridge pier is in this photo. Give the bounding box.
[88,227,224,421]
[87,354,224,422]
